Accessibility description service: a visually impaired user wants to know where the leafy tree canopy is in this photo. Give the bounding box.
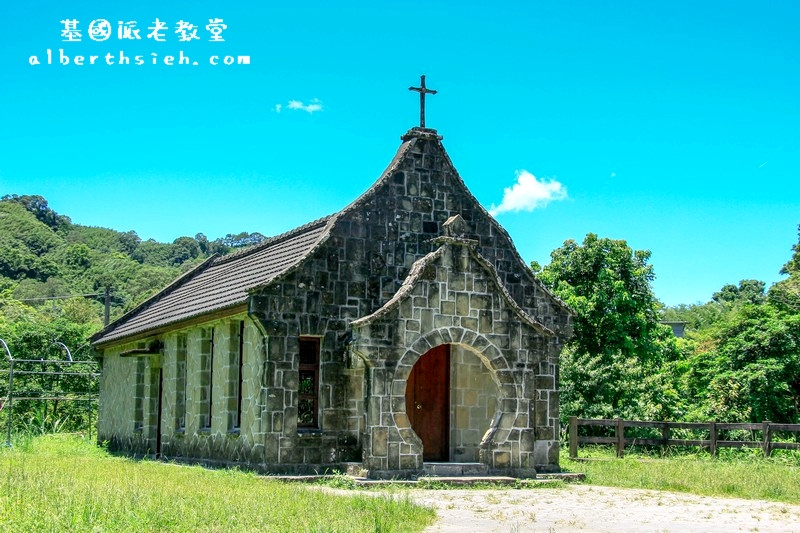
[538,233,666,364]
[661,227,800,423]
[1,194,71,231]
[536,233,680,421]
[768,225,800,313]
[712,279,766,306]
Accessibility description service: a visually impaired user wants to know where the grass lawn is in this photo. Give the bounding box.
[0,435,435,532]
[561,447,800,504]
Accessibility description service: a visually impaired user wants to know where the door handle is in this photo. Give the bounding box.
[416,403,423,410]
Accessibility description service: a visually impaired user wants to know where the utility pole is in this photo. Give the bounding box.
[104,287,110,326]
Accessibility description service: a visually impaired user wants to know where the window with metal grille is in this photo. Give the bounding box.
[229,321,245,431]
[133,356,145,432]
[297,337,319,429]
[199,328,214,430]
[175,333,187,431]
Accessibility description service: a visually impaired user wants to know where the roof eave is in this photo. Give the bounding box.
[92,302,249,350]
[89,254,220,345]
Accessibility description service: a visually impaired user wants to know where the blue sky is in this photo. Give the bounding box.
[1,1,798,306]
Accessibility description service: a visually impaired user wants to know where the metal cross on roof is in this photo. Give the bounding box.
[409,75,437,128]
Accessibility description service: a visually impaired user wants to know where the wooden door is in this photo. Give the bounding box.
[405,345,450,461]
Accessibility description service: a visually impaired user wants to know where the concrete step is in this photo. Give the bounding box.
[423,462,489,477]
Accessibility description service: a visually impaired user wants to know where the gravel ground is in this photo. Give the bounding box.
[407,485,800,532]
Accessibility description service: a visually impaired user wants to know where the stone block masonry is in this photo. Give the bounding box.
[95,125,572,477]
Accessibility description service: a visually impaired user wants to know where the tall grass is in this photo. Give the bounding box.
[0,435,435,532]
[562,447,800,503]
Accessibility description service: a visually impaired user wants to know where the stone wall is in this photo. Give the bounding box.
[98,349,136,443]
[450,345,498,462]
[98,314,267,467]
[98,342,158,455]
[245,294,365,472]
[333,130,571,339]
[350,240,561,477]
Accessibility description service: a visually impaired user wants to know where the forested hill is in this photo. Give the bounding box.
[0,194,266,328]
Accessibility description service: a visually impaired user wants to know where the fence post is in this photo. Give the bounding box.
[5,358,13,446]
[616,417,625,458]
[1,339,12,446]
[569,416,578,459]
[662,421,670,455]
[762,421,772,458]
[87,394,93,442]
[709,421,717,457]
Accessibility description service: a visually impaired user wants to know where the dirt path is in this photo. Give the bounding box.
[407,485,800,532]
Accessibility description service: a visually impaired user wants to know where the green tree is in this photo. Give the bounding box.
[0,193,269,330]
[537,233,680,420]
[219,232,266,248]
[705,305,800,422]
[0,201,64,279]
[769,226,800,313]
[131,239,172,266]
[1,194,70,231]
[0,296,99,434]
[168,236,202,265]
[712,279,766,306]
[663,227,800,423]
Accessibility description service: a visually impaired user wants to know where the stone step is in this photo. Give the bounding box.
[423,462,489,477]
[536,472,586,482]
[343,462,368,477]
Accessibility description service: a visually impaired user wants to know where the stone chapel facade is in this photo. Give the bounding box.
[91,125,573,478]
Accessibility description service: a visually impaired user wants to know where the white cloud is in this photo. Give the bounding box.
[489,170,567,216]
[274,104,282,113]
[286,98,323,113]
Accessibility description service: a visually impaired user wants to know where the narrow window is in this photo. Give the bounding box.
[237,321,244,428]
[133,356,145,431]
[147,366,160,437]
[229,321,245,431]
[200,327,214,430]
[175,333,187,431]
[298,337,320,429]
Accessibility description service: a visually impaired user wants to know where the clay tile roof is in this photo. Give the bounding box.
[91,216,333,346]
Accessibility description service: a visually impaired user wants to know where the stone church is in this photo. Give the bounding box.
[91,80,573,478]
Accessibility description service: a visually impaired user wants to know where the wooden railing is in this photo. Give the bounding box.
[568,416,800,459]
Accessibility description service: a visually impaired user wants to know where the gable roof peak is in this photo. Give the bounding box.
[401,127,443,142]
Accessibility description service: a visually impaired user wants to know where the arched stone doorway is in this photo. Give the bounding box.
[405,344,451,461]
[449,344,500,462]
[405,343,501,463]
[349,239,565,476]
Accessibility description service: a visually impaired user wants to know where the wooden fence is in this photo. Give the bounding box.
[568,416,800,459]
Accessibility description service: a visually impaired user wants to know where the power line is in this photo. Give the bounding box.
[0,293,103,303]
[2,290,124,325]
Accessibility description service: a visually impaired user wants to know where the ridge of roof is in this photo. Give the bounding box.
[91,215,335,347]
[243,141,421,295]
[214,214,334,266]
[243,217,338,294]
[89,253,219,343]
[422,130,575,317]
[332,138,415,220]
